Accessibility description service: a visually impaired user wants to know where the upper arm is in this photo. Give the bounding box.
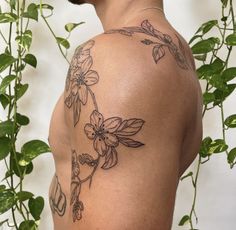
[64,31,195,229]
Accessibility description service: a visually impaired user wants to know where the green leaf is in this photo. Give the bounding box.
[11,152,33,178]
[15,83,29,100]
[0,54,15,73]
[17,191,34,202]
[10,0,16,9]
[0,120,14,137]
[228,148,236,164]
[28,196,44,220]
[203,92,215,105]
[23,54,37,68]
[16,113,30,126]
[23,3,38,21]
[226,33,236,46]
[208,139,228,154]
[189,35,202,45]
[0,185,6,192]
[15,30,32,51]
[19,220,37,230]
[213,84,236,105]
[0,75,16,94]
[224,114,236,128]
[222,68,236,82]
[197,64,213,79]
[178,215,190,226]
[199,137,212,157]
[65,22,85,32]
[194,53,207,61]
[56,37,70,49]
[180,171,193,181]
[37,3,54,11]
[191,37,218,54]
[19,140,50,166]
[0,13,18,23]
[221,0,229,7]
[196,20,218,34]
[0,94,10,109]
[3,170,13,181]
[209,74,227,91]
[0,190,15,214]
[0,137,11,160]
[211,58,225,73]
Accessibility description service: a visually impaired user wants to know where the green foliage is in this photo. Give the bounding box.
[0,0,83,229]
[180,0,236,229]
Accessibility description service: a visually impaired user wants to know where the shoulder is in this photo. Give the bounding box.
[68,21,201,133]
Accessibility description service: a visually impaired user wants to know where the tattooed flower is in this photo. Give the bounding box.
[65,41,95,91]
[72,198,84,222]
[70,56,99,105]
[84,110,122,156]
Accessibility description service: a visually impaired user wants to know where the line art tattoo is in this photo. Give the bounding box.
[70,111,144,221]
[64,40,99,126]
[105,19,191,70]
[49,175,67,217]
[64,20,189,222]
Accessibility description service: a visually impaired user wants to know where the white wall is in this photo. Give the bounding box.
[0,0,236,229]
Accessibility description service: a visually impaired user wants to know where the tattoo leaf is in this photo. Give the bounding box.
[115,118,145,136]
[70,181,81,205]
[118,137,144,148]
[73,95,81,127]
[175,35,190,70]
[49,175,67,217]
[141,39,155,45]
[79,153,97,167]
[152,45,165,64]
[123,26,145,34]
[65,92,73,108]
[106,29,133,36]
[141,20,155,35]
[101,147,118,170]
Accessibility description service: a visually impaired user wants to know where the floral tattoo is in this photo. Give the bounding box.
[65,40,99,126]
[65,19,190,222]
[49,175,67,217]
[70,111,144,221]
[105,19,191,70]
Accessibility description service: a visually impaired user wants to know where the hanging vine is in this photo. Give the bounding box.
[179,0,236,228]
[0,0,83,229]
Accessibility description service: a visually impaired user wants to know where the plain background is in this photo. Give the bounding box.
[0,0,236,229]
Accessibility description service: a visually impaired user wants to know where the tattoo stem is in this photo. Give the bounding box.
[80,156,101,188]
[87,86,98,111]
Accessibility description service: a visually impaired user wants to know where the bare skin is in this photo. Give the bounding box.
[48,1,203,229]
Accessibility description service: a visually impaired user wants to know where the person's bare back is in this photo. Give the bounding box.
[48,5,203,230]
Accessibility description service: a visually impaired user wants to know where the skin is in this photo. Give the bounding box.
[48,0,203,229]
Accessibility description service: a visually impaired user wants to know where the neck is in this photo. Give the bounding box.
[93,0,164,31]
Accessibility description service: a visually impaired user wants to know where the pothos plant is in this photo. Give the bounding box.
[179,0,236,229]
[0,0,83,229]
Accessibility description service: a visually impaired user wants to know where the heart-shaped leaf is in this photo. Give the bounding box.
[28,196,44,220]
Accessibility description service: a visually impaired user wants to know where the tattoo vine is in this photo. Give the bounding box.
[105,19,191,70]
[49,175,67,217]
[70,110,144,221]
[64,21,185,222]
